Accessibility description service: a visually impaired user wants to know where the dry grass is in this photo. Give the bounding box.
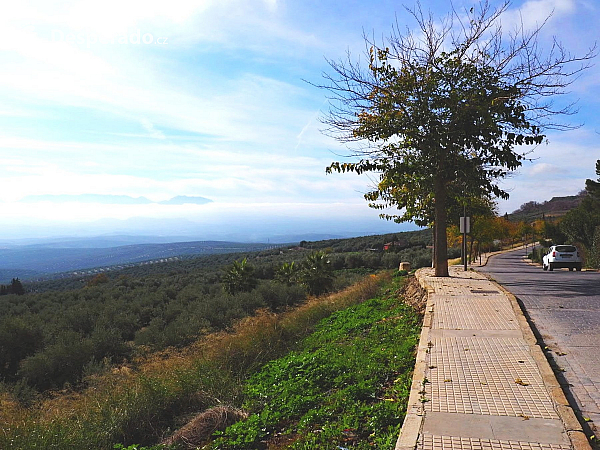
[161,406,248,449]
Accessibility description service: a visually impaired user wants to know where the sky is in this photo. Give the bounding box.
[1,0,599,241]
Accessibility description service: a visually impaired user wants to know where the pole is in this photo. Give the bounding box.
[463,204,467,271]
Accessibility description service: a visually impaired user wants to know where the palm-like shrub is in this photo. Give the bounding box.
[274,261,300,285]
[222,258,258,295]
[300,251,334,296]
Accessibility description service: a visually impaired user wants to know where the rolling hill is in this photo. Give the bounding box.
[507,192,585,222]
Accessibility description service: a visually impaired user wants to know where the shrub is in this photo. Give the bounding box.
[0,317,44,381]
[18,331,94,390]
[299,251,334,296]
[222,259,258,295]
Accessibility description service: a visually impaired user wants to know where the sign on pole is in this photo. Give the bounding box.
[460,216,470,234]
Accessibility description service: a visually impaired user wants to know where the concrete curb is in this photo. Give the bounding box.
[395,270,434,450]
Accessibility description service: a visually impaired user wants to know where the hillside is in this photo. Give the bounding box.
[0,227,430,448]
[508,192,585,222]
[0,240,278,283]
[0,228,433,394]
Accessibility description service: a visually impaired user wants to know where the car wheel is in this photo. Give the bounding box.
[549,263,554,271]
[569,267,574,271]
[576,264,582,271]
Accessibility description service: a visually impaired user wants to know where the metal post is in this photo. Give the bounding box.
[463,204,467,271]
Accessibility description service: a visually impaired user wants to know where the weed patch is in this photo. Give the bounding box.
[210,277,421,449]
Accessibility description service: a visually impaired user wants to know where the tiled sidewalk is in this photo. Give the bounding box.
[395,267,590,450]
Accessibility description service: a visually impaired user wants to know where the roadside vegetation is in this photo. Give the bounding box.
[208,274,421,449]
[0,270,423,449]
[0,230,434,400]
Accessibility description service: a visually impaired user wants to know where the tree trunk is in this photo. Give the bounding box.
[469,236,475,263]
[434,178,449,277]
[432,224,436,268]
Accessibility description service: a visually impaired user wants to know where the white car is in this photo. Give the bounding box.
[542,245,582,271]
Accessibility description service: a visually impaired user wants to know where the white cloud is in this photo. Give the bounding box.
[140,119,166,140]
[528,162,566,176]
[501,0,577,32]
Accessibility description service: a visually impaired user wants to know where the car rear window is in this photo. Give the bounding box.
[556,245,576,252]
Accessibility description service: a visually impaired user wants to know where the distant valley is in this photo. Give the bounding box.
[0,239,278,283]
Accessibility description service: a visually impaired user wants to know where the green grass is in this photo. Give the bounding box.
[210,277,421,449]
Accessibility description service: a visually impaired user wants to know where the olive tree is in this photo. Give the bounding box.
[319,0,595,276]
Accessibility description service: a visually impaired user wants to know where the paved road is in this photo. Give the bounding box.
[478,248,600,439]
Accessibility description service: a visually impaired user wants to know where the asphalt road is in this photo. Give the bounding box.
[478,248,600,437]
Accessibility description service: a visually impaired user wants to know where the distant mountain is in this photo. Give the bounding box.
[159,196,213,205]
[0,268,43,283]
[19,195,213,205]
[508,192,585,222]
[0,235,200,249]
[20,194,153,204]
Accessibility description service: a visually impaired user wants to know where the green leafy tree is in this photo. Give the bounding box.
[591,225,600,269]
[222,258,258,295]
[0,317,43,381]
[0,278,26,296]
[300,251,334,296]
[585,160,600,199]
[319,1,594,276]
[560,159,600,261]
[275,261,300,286]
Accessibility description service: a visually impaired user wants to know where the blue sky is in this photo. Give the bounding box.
[1,0,598,240]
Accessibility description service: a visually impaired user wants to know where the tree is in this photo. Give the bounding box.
[560,159,600,256]
[9,278,25,295]
[275,261,300,285]
[585,160,600,199]
[222,258,258,295]
[319,0,595,276]
[299,251,334,296]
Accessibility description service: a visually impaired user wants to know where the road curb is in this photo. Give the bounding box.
[395,270,433,450]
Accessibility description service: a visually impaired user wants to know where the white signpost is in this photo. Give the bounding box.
[459,216,470,234]
[460,216,470,271]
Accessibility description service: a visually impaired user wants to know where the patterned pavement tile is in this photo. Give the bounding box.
[424,337,558,419]
[418,435,572,450]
